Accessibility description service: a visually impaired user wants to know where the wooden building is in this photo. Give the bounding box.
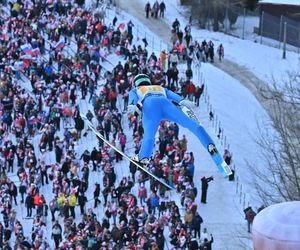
[258,0,300,47]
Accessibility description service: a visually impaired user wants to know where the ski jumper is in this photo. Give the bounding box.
[128,85,214,161]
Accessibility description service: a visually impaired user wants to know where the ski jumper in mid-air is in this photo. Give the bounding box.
[128,74,232,176]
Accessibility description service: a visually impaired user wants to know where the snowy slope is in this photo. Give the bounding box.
[104,0,299,248]
[8,0,298,249]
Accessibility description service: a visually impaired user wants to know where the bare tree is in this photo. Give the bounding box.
[249,72,300,206]
[190,0,240,30]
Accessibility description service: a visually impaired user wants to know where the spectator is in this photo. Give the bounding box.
[201,176,213,204]
[200,234,214,250]
[200,227,210,242]
[194,84,204,107]
[172,18,180,33]
[159,1,166,18]
[145,2,151,18]
[25,193,34,218]
[191,211,203,238]
[94,183,101,208]
[152,1,159,19]
[138,183,147,206]
[244,206,256,233]
[217,44,224,62]
[51,221,62,249]
[208,40,215,63]
[223,149,232,165]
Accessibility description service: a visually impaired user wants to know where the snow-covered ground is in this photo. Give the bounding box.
[6,0,299,249]
[130,0,299,82]
[103,0,299,248]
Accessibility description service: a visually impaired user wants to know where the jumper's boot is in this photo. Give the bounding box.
[207,144,232,177]
[131,155,149,166]
[131,155,150,181]
[208,143,218,156]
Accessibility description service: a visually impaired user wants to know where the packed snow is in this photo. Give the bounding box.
[1,0,299,249]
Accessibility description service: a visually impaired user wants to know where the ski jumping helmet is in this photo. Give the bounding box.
[133,74,151,87]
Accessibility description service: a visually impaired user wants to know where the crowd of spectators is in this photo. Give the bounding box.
[0,0,228,249]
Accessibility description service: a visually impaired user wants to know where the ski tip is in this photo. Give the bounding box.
[222,171,233,178]
[221,161,233,176]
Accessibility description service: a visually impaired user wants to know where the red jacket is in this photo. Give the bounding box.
[34,195,45,206]
[138,187,147,198]
[186,82,196,94]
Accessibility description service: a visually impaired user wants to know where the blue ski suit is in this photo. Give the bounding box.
[128,85,214,161]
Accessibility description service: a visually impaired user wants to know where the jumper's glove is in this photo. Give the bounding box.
[127,104,141,116]
[179,99,196,109]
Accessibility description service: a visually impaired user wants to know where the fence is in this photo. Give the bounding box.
[198,65,252,214]
[189,1,300,54]
[260,12,300,51]
[98,0,255,215]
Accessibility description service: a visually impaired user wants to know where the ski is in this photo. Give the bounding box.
[80,114,174,190]
[180,106,233,177]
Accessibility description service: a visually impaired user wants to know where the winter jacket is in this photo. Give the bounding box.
[192,214,203,230]
[111,226,121,242]
[138,187,147,198]
[149,196,159,208]
[69,194,76,207]
[49,199,58,212]
[52,224,62,236]
[57,194,65,207]
[33,195,44,206]
[25,195,34,208]
[184,210,193,225]
[75,117,84,130]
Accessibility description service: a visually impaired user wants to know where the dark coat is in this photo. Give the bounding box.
[75,117,84,131]
[189,239,199,250]
[192,214,203,230]
[201,177,213,191]
[201,237,213,250]
[94,184,100,198]
[78,194,87,206]
[8,183,17,197]
[25,195,34,208]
